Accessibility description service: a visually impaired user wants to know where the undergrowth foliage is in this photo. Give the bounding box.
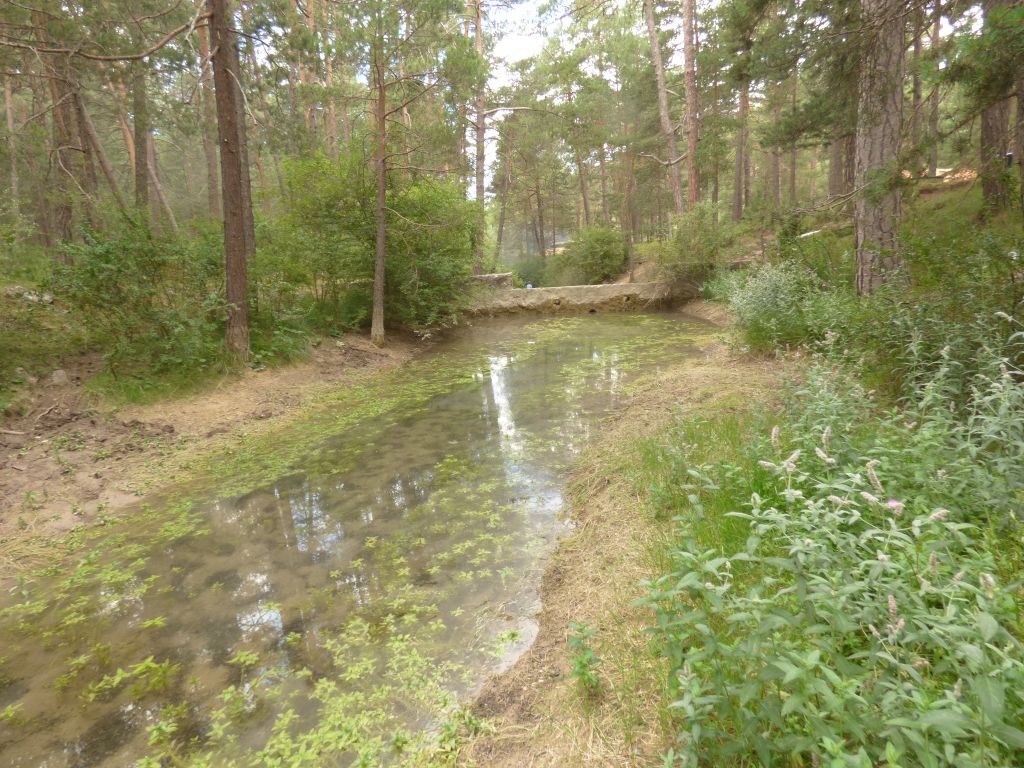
[644,330,1024,766]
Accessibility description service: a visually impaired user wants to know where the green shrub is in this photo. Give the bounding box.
[656,202,724,279]
[722,261,821,351]
[544,226,626,285]
[511,256,546,288]
[53,223,226,378]
[280,153,474,330]
[646,344,1024,767]
[567,621,602,696]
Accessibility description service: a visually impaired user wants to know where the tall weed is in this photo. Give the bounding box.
[646,346,1024,767]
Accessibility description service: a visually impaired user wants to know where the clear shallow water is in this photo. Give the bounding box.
[0,314,711,767]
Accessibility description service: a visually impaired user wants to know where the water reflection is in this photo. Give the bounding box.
[0,314,707,767]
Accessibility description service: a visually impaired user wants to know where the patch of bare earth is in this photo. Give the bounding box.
[0,334,419,572]
[462,306,782,767]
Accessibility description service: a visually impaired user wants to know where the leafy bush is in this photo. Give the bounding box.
[510,255,546,288]
[656,202,724,280]
[53,223,226,378]
[280,152,474,331]
[646,342,1024,767]
[544,226,626,285]
[720,260,821,351]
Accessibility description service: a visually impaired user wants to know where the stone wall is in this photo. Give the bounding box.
[468,278,701,316]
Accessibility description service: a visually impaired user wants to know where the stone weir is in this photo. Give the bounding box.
[468,278,702,316]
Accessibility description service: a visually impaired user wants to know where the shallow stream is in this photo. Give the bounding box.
[0,313,711,767]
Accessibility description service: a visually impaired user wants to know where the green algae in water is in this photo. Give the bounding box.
[0,313,715,767]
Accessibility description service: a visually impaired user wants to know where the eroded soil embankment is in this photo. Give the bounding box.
[462,301,784,766]
[0,334,419,571]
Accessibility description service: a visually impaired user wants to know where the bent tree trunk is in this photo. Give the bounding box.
[210,0,251,361]
[642,0,684,215]
[854,0,904,295]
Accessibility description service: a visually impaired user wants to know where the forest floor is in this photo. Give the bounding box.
[0,333,420,573]
[462,300,785,767]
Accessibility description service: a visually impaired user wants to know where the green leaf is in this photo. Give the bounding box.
[970,676,1005,722]
[976,611,999,642]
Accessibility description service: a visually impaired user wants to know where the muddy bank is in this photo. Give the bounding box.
[462,306,781,766]
[0,333,419,571]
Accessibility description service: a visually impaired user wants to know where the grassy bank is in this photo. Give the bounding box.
[467,190,1024,767]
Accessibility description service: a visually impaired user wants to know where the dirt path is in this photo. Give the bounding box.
[0,333,420,571]
[462,302,783,766]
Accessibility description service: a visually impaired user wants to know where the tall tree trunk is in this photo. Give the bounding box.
[980,98,1011,211]
[854,0,905,295]
[979,0,1012,212]
[211,0,251,360]
[370,54,387,346]
[788,77,798,204]
[1017,77,1024,223]
[324,38,339,157]
[683,0,699,205]
[473,0,487,272]
[598,144,611,223]
[198,24,221,218]
[4,76,18,217]
[769,85,782,209]
[828,139,843,198]
[535,185,546,258]
[911,7,923,172]
[575,149,591,226]
[642,0,684,214]
[132,60,149,212]
[494,161,510,263]
[927,0,941,175]
[733,81,749,221]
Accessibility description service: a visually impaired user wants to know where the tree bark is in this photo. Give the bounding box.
[147,134,179,234]
[575,149,591,226]
[535,185,546,258]
[77,96,128,213]
[911,6,923,172]
[642,0,685,214]
[979,0,1012,212]
[198,24,221,218]
[769,85,782,208]
[828,139,843,197]
[927,0,941,175]
[4,76,18,216]
[598,144,611,223]
[682,0,699,205]
[494,162,509,263]
[854,0,905,295]
[132,60,149,212]
[980,98,1011,211]
[788,76,798,204]
[473,0,487,272]
[370,53,387,346]
[733,81,749,221]
[211,0,251,360]
[1016,77,1024,223]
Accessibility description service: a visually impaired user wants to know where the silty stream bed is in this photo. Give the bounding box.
[0,313,713,767]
